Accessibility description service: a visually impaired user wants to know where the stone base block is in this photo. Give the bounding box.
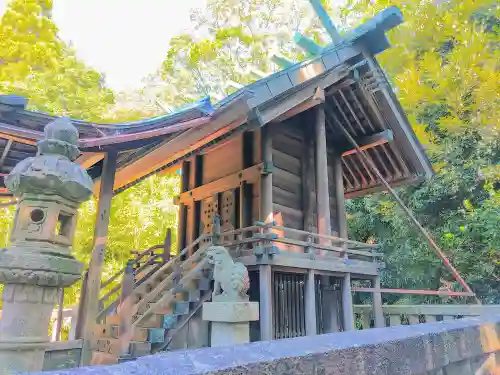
[202,301,259,323]
[210,322,251,347]
[203,302,259,347]
[0,342,47,374]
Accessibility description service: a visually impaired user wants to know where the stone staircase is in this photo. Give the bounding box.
[90,235,213,365]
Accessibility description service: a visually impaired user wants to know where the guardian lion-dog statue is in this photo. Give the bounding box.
[206,245,250,302]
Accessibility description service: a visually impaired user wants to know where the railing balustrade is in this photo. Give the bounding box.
[354,304,500,329]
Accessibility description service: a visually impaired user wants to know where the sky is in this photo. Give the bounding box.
[0,0,206,91]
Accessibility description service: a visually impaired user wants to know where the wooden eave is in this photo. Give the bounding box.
[0,7,433,199]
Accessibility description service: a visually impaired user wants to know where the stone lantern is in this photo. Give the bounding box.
[0,118,93,374]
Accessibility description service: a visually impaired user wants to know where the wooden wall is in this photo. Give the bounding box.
[269,112,344,243]
[176,108,347,252]
[178,129,262,251]
[271,121,305,231]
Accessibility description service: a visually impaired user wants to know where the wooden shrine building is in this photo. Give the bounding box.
[0,5,433,365]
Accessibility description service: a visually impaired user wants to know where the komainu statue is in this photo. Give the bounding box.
[206,245,250,302]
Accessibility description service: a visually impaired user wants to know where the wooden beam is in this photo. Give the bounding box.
[111,95,251,192]
[315,105,331,245]
[109,67,348,193]
[341,130,393,157]
[176,163,264,205]
[80,151,117,365]
[352,287,474,297]
[79,116,211,149]
[0,122,43,140]
[260,126,273,223]
[75,152,104,169]
[333,153,348,241]
[0,139,13,169]
[274,88,325,123]
[259,66,348,126]
[0,132,37,145]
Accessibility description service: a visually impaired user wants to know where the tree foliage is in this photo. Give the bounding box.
[344,0,500,303]
[154,0,335,106]
[0,0,115,120]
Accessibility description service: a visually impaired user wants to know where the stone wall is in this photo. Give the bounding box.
[43,341,82,372]
[36,316,500,375]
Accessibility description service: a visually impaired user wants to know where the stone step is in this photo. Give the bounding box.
[174,301,190,315]
[132,313,164,328]
[197,277,212,291]
[92,338,151,357]
[94,324,166,344]
[91,352,119,365]
[92,351,138,365]
[162,314,178,329]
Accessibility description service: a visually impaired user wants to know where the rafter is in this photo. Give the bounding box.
[0,132,37,145]
[75,152,105,169]
[0,139,13,169]
[341,130,393,157]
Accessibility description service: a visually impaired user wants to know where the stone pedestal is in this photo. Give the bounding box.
[0,118,92,374]
[203,302,259,347]
[0,285,58,373]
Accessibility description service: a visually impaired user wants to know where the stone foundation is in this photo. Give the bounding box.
[203,301,259,347]
[35,315,500,375]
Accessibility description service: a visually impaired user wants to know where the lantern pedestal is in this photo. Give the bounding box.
[0,118,92,374]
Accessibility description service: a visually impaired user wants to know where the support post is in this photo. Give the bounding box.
[54,288,65,341]
[260,126,273,224]
[302,128,314,232]
[342,273,355,331]
[333,154,348,241]
[372,276,385,328]
[305,270,317,336]
[259,126,274,340]
[80,150,118,365]
[116,261,135,358]
[162,228,172,264]
[259,265,273,341]
[314,105,331,244]
[321,276,340,333]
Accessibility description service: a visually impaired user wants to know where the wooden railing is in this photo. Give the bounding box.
[354,304,500,329]
[62,222,377,342]
[218,221,381,261]
[95,229,174,322]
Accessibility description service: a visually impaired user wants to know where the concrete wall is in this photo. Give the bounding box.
[36,316,500,375]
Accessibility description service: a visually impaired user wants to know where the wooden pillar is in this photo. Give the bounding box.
[259,126,274,341]
[333,154,348,240]
[301,128,314,232]
[260,126,273,223]
[321,276,340,333]
[372,276,385,328]
[342,273,355,331]
[177,161,190,251]
[314,105,331,242]
[80,150,117,364]
[305,270,317,336]
[259,265,273,340]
